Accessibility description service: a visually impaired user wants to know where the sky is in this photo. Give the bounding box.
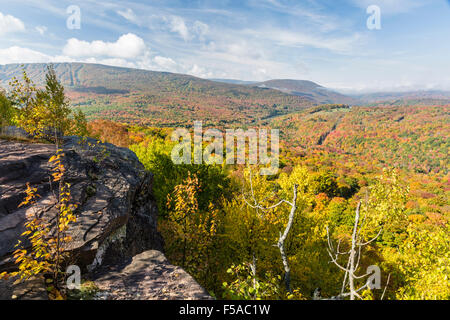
[0,0,449,93]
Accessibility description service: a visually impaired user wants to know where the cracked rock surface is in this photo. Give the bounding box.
[0,136,163,272]
[92,250,212,300]
[0,137,211,300]
[0,276,47,300]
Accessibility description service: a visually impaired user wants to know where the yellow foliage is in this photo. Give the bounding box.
[0,150,77,299]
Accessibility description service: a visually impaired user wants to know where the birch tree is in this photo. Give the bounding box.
[326,201,385,300]
[244,169,299,293]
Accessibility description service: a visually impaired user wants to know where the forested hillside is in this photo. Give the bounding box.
[0,66,448,301]
[0,63,319,126]
[354,91,450,105]
[89,103,449,300]
[270,104,449,174]
[251,80,355,105]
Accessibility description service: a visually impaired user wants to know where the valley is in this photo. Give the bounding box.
[0,62,449,301]
[0,0,449,305]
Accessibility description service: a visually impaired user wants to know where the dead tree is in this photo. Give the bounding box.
[243,170,298,293]
[326,201,383,300]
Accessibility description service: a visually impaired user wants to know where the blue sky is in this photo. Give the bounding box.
[0,0,449,93]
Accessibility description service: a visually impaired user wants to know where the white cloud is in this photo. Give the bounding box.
[60,34,183,73]
[250,0,339,32]
[63,33,147,59]
[117,8,140,24]
[83,57,137,69]
[243,29,363,54]
[153,56,178,70]
[0,12,25,35]
[193,21,209,41]
[163,17,209,42]
[188,64,214,78]
[0,30,184,75]
[168,16,190,41]
[0,46,52,64]
[226,41,264,60]
[330,79,450,94]
[0,44,183,74]
[35,26,47,35]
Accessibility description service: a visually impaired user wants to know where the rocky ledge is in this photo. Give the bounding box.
[0,137,210,300]
[92,250,211,300]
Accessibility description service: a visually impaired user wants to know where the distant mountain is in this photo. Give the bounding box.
[0,63,320,125]
[250,79,357,105]
[0,63,222,91]
[0,63,357,126]
[353,91,450,105]
[209,79,258,85]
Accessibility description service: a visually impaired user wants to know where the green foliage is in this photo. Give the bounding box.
[222,175,282,275]
[310,171,339,198]
[9,68,40,136]
[1,66,448,301]
[222,263,283,300]
[365,168,409,246]
[38,65,72,143]
[0,151,77,299]
[8,65,88,144]
[0,89,17,128]
[130,135,233,218]
[130,143,447,300]
[160,173,220,290]
[395,224,450,300]
[67,281,100,300]
[71,109,89,137]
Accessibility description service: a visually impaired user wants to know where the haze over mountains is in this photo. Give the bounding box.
[210,78,355,105]
[0,63,350,103]
[354,90,450,105]
[211,78,450,105]
[1,63,448,126]
[0,63,349,125]
[252,79,356,105]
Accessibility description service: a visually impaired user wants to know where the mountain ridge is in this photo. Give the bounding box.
[0,63,319,125]
[250,79,356,105]
[352,90,450,105]
[0,63,355,126]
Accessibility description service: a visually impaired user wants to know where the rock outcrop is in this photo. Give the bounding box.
[0,137,210,300]
[92,250,211,300]
[0,136,163,271]
[0,276,48,300]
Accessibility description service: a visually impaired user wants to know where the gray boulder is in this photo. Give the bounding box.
[92,250,212,300]
[0,137,212,300]
[0,136,163,272]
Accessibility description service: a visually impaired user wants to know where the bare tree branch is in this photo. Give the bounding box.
[358,227,383,246]
[381,273,391,300]
[326,201,387,300]
[243,168,298,293]
[277,184,297,293]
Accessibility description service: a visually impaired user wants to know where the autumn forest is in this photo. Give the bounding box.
[0,63,448,301]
